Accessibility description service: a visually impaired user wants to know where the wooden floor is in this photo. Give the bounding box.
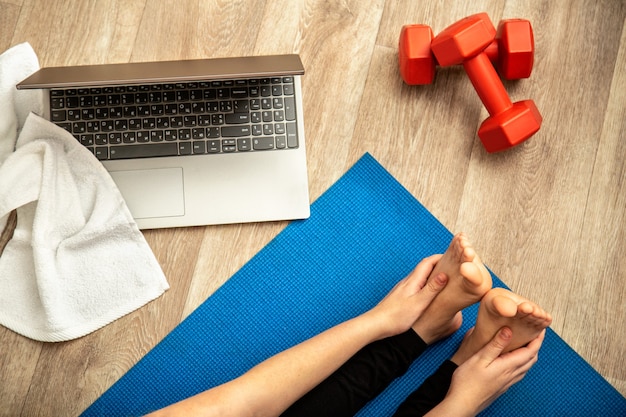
[1,1,624,415]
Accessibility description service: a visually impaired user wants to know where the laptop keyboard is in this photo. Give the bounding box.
[49,77,299,160]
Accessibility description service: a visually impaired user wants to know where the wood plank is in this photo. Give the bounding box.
[291,0,387,201]
[566,19,626,394]
[130,0,264,62]
[0,328,41,416]
[11,0,145,66]
[454,0,626,394]
[0,1,624,416]
[0,2,21,52]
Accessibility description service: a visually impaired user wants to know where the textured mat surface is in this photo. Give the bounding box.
[83,153,626,416]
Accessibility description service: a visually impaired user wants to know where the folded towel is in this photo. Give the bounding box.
[0,44,169,342]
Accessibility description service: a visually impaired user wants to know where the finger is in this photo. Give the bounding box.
[415,255,443,279]
[517,352,539,375]
[505,329,546,363]
[422,253,444,268]
[480,327,512,363]
[415,254,443,275]
[516,330,546,369]
[498,330,545,372]
[505,351,539,388]
[426,272,448,293]
[525,329,546,353]
[418,272,448,301]
[405,254,443,289]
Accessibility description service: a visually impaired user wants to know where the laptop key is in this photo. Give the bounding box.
[231,88,248,99]
[50,97,65,109]
[221,125,251,137]
[273,110,284,122]
[283,83,294,95]
[192,141,206,154]
[253,137,274,150]
[192,128,205,139]
[66,96,80,108]
[95,133,108,145]
[225,113,250,124]
[95,147,108,160]
[233,99,249,113]
[136,131,150,143]
[109,143,179,159]
[287,123,298,148]
[80,134,94,146]
[123,132,136,143]
[179,142,192,155]
[179,129,191,140]
[109,133,122,144]
[284,97,296,121]
[207,140,221,153]
[150,130,164,142]
[51,110,66,122]
[207,127,220,138]
[237,138,251,151]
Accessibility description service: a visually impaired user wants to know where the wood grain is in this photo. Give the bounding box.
[0,1,624,415]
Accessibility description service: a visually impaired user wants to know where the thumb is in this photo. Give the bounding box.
[480,327,512,363]
[421,272,448,299]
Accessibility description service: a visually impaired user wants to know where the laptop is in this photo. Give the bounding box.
[17,55,310,229]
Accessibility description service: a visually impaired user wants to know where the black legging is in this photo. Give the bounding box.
[281,329,457,417]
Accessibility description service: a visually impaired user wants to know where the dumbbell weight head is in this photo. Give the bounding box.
[399,16,534,85]
[478,100,542,152]
[494,19,534,79]
[431,13,542,152]
[431,13,496,66]
[398,24,436,85]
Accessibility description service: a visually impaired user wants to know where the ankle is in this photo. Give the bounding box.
[413,312,462,345]
[450,329,478,365]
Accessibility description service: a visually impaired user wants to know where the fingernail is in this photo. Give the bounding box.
[500,327,512,339]
[435,273,448,285]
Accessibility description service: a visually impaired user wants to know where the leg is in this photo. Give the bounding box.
[392,233,493,416]
[281,329,429,417]
[395,288,551,416]
[283,233,491,416]
[392,360,458,417]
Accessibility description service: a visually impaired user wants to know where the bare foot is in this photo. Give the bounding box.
[413,233,492,344]
[452,288,552,364]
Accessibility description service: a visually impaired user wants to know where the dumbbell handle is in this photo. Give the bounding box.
[483,42,498,63]
[463,52,512,115]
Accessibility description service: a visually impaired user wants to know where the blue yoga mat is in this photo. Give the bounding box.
[83,153,626,416]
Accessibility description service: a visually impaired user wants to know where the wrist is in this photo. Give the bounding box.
[357,309,397,341]
[426,394,476,417]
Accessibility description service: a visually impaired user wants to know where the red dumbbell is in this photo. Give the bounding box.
[399,18,534,85]
[430,13,542,153]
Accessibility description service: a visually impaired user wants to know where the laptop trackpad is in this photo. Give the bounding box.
[109,167,185,219]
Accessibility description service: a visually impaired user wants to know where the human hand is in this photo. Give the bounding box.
[439,327,545,416]
[365,254,447,338]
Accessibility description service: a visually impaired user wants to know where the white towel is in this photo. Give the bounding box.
[0,43,169,342]
[0,42,42,231]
